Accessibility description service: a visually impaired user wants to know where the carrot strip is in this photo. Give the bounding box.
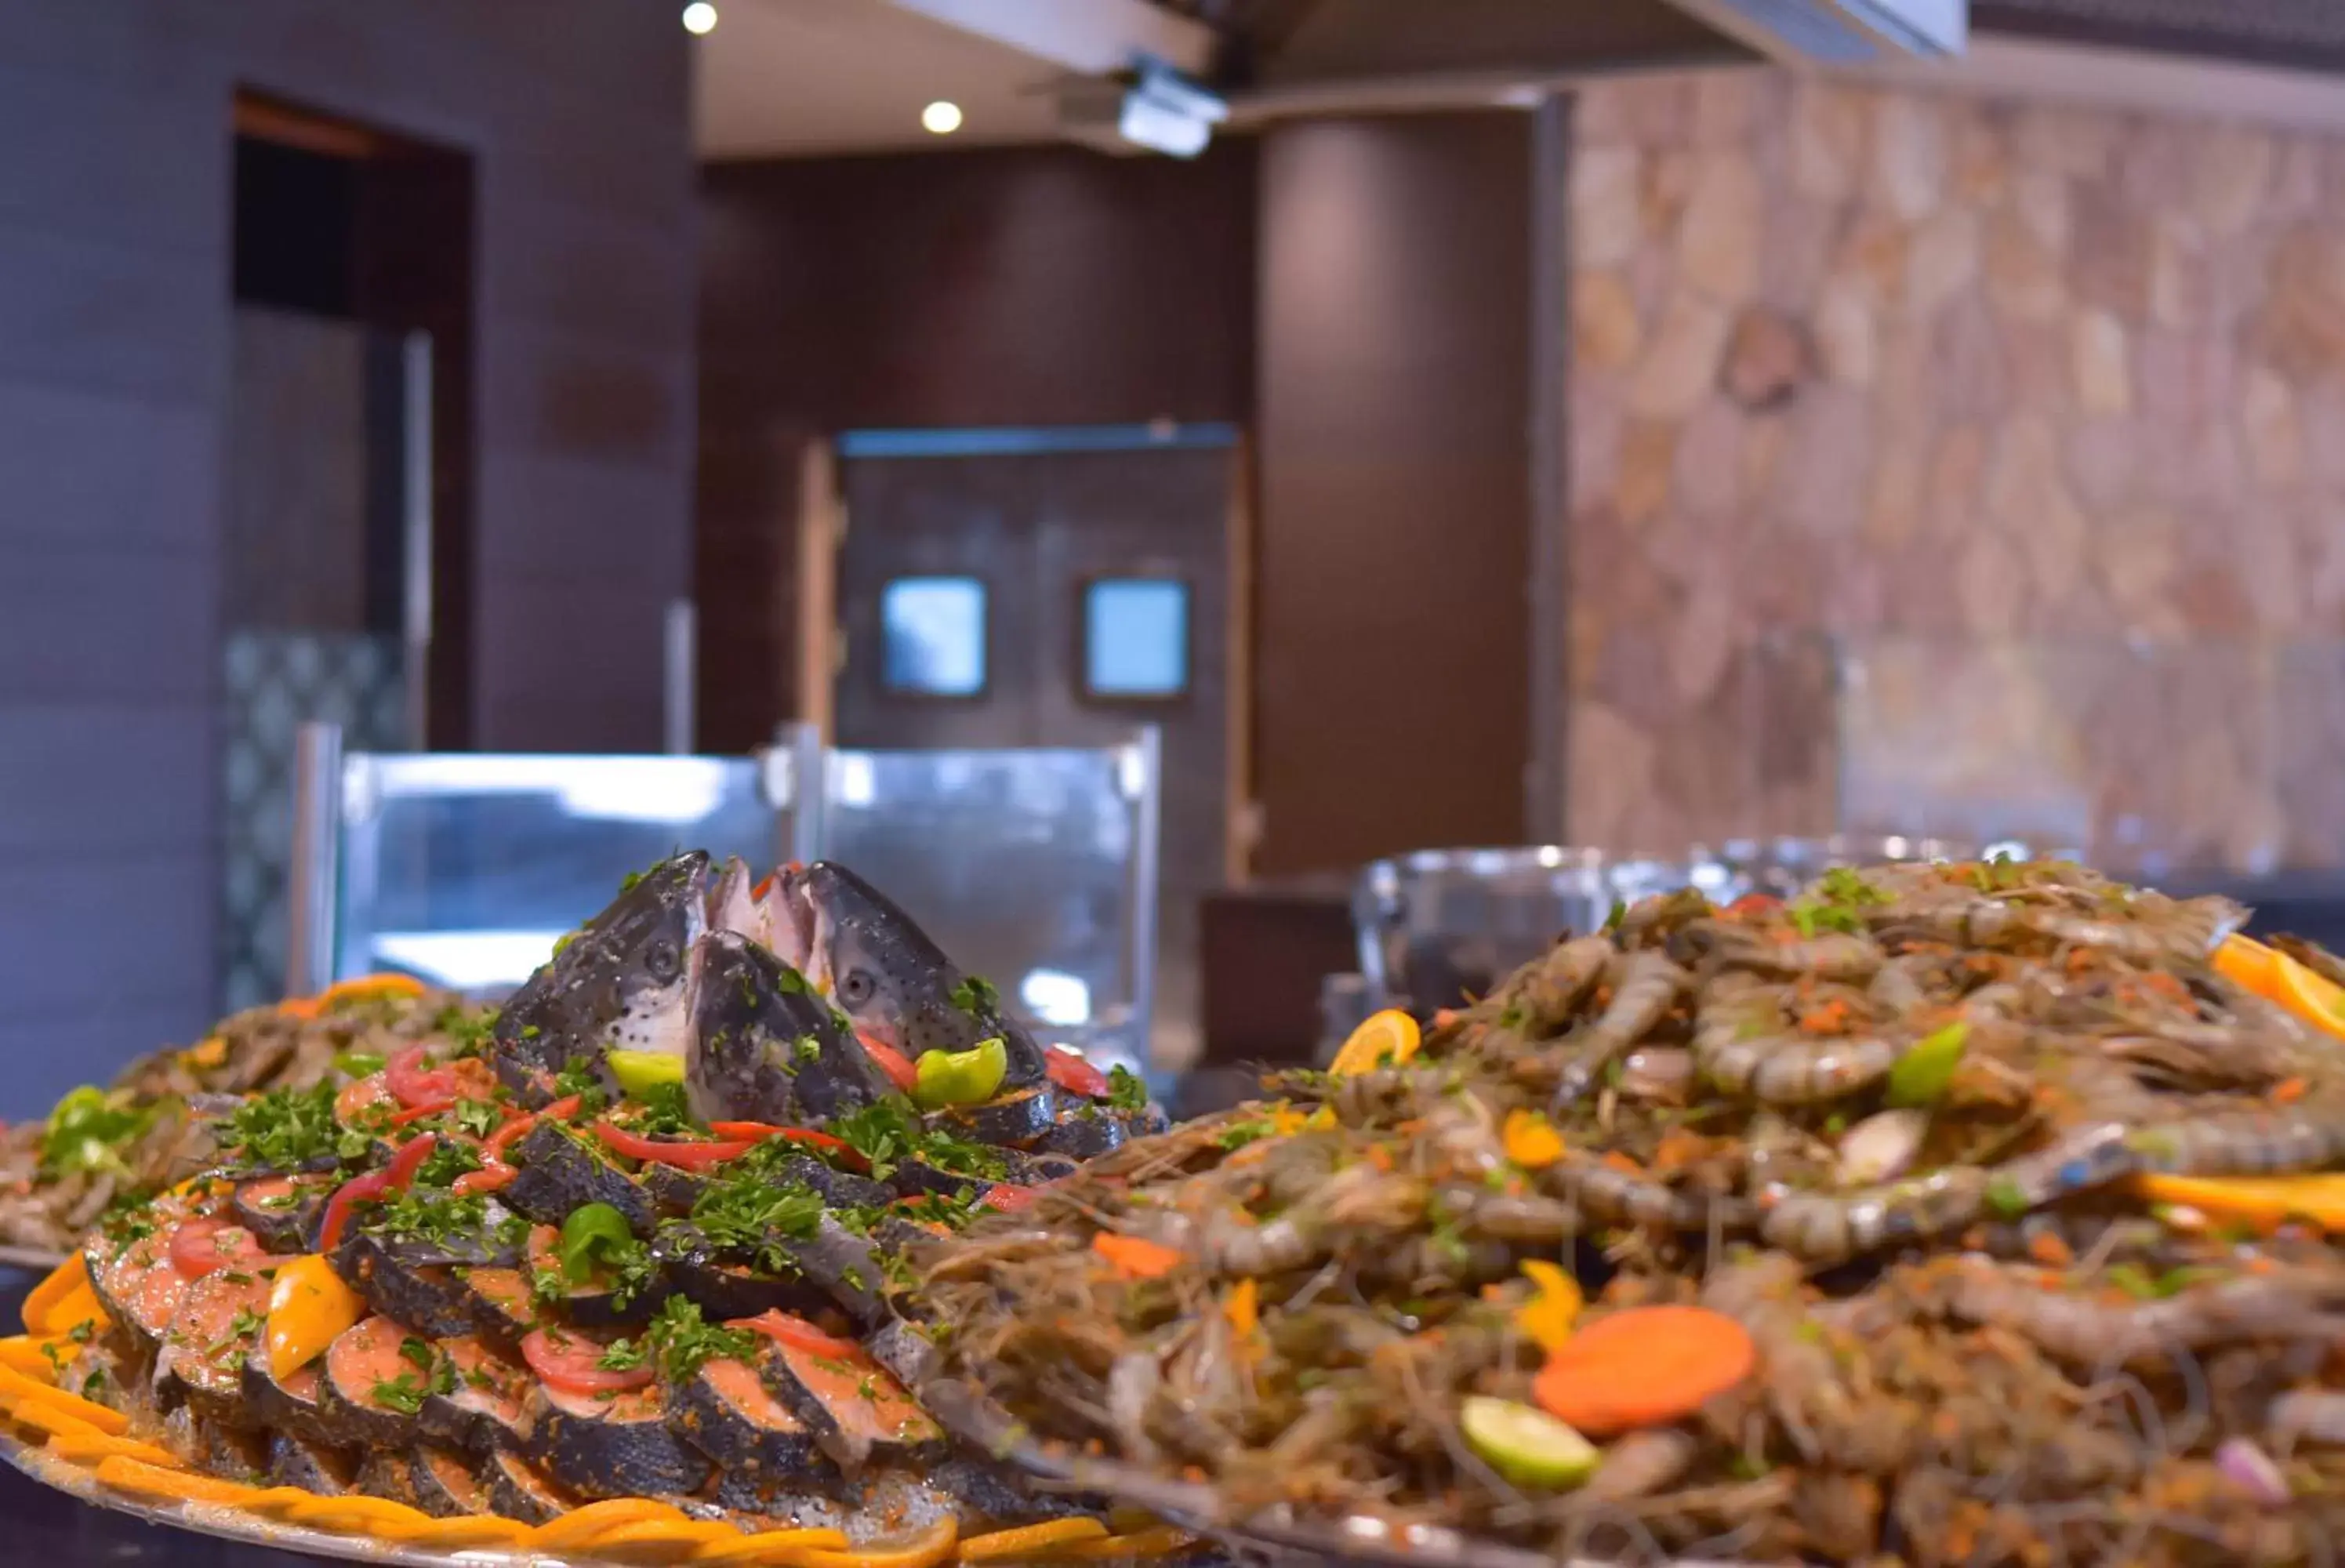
[692,1527,855,1563]
[1091,1232,1185,1280]
[592,1518,751,1558]
[314,972,427,1007]
[403,1515,535,1548]
[1501,1109,1564,1170]
[0,1367,128,1432]
[2274,1076,2310,1105]
[1532,1305,1755,1436]
[795,1518,961,1568]
[957,1518,1111,1559]
[530,1497,695,1549]
[1061,1526,1202,1559]
[94,1454,263,1505]
[4,1397,106,1440]
[20,1254,91,1336]
[271,1494,435,1538]
[42,1430,184,1468]
[0,1335,69,1380]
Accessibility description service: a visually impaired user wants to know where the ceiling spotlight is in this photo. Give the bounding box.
[681,3,717,35]
[921,100,964,136]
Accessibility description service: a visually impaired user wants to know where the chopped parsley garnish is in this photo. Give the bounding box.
[597,1338,648,1371]
[947,975,999,1016]
[400,1336,435,1370]
[368,1189,489,1247]
[436,1004,497,1055]
[794,1036,822,1063]
[826,1099,1004,1184]
[214,1084,344,1171]
[553,1057,609,1116]
[1216,1118,1274,1151]
[452,1099,503,1140]
[667,1171,823,1276]
[1106,1065,1149,1113]
[413,1139,483,1189]
[641,1297,757,1382]
[368,1359,451,1415]
[622,1082,698,1138]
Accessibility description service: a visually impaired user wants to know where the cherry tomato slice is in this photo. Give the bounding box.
[728,1309,862,1359]
[167,1218,272,1279]
[388,1098,457,1127]
[452,1160,516,1196]
[1044,1047,1111,1099]
[521,1327,654,1394]
[978,1185,1038,1214]
[485,1112,539,1161]
[706,1122,852,1157]
[318,1133,442,1251]
[333,1073,394,1123]
[385,1045,463,1109]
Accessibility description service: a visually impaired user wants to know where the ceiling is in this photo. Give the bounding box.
[695,0,1065,160]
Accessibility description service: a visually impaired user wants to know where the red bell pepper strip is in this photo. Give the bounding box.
[318,1133,441,1251]
[858,1036,920,1094]
[978,1184,1038,1213]
[388,1098,456,1127]
[452,1160,516,1196]
[728,1309,861,1358]
[591,1120,755,1171]
[705,1121,853,1159]
[384,1045,463,1109]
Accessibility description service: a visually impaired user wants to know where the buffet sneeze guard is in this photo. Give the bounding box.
[285,721,1164,1073]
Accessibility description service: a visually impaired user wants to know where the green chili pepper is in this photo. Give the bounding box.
[913,1038,1009,1110]
[558,1203,634,1283]
[1886,1022,1969,1109]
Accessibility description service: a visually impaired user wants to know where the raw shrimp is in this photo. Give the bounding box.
[1756,1167,1993,1264]
[1548,1155,1749,1233]
[1579,1428,1698,1502]
[2122,1105,2345,1177]
[1697,1020,1900,1106]
[1617,1045,1696,1103]
[1552,950,1689,1105]
[2268,1388,2345,1447]
[1934,1258,2345,1367]
[2019,895,2245,964]
[1703,927,1886,982]
[1431,1185,1583,1243]
[1500,934,1612,1033]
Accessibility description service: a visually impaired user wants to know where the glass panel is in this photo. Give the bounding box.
[818,743,1154,1070]
[880,576,986,696]
[336,754,782,994]
[1084,579,1189,698]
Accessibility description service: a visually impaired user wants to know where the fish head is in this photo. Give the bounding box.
[779,860,1045,1087]
[490,851,710,1099]
[684,929,891,1124]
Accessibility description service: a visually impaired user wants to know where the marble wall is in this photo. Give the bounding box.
[1565,70,2345,872]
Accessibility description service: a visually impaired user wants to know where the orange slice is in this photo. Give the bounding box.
[2273,952,2345,1044]
[1330,1009,1421,1077]
[2213,935,2280,1000]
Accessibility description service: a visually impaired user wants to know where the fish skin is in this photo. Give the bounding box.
[684,930,898,1127]
[490,851,710,1103]
[775,860,1049,1090]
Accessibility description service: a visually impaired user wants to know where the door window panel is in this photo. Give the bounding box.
[1082,577,1189,699]
[881,575,988,696]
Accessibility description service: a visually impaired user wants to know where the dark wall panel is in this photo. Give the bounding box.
[0,0,696,1105]
[1253,113,1534,875]
[695,142,1258,751]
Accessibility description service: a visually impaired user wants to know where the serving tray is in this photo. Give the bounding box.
[0,1426,516,1567]
[913,1374,1751,1568]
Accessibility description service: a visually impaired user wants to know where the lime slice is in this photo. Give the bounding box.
[914,1037,1010,1109]
[1459,1396,1599,1489]
[607,1049,686,1097]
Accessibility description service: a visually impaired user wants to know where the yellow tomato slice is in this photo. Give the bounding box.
[1330,1009,1421,1078]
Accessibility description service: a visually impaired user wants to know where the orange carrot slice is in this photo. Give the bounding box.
[0,1367,128,1433]
[404,1515,535,1548]
[957,1518,1111,1559]
[1061,1527,1202,1559]
[796,1518,961,1568]
[1531,1305,1755,1436]
[691,1527,854,1563]
[1501,1109,1564,1170]
[43,1430,184,1468]
[531,1497,695,1550]
[0,1335,71,1380]
[1092,1232,1185,1280]
[591,1518,748,1559]
[95,1454,264,1505]
[21,1255,91,1336]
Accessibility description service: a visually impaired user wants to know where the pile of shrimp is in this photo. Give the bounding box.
[917,859,2345,1566]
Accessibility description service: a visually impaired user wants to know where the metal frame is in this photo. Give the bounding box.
[285,721,1162,1068]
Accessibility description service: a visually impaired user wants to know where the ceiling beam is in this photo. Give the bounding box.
[877,0,1218,78]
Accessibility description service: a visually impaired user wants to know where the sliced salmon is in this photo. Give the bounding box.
[528,1378,710,1500]
[158,1268,273,1420]
[316,1314,429,1446]
[764,1338,946,1473]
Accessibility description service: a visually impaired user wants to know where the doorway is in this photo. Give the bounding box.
[219,91,474,1012]
[827,427,1243,1070]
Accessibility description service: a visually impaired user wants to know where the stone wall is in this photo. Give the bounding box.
[1565,70,2345,872]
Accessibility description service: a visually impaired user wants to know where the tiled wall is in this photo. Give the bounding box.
[1566,69,2345,870]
